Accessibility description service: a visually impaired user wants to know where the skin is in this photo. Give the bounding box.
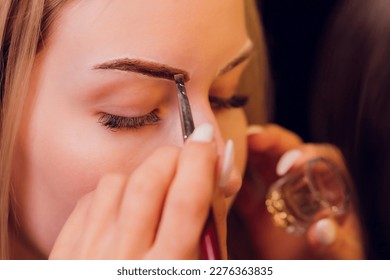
[239,124,364,259]
[11,0,250,259]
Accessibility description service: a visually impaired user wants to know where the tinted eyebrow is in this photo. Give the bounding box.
[92,43,254,82]
[218,44,254,76]
[93,58,190,82]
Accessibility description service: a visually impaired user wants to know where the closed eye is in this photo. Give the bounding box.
[209,95,248,110]
[98,95,247,131]
[98,109,160,130]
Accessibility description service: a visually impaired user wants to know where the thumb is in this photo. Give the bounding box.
[307,217,364,259]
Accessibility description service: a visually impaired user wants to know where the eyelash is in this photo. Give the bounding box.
[99,95,248,130]
[209,95,248,110]
[99,109,160,130]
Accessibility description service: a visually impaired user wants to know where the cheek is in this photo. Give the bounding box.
[12,95,173,255]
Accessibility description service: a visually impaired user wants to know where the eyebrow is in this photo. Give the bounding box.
[92,43,254,82]
[218,44,254,76]
[93,58,190,82]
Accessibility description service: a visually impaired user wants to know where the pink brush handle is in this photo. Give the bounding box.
[200,211,221,260]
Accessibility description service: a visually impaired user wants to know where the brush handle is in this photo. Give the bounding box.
[200,211,221,260]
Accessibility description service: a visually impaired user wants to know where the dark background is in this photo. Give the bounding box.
[257,0,338,141]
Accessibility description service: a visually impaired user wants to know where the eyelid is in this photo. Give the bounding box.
[98,109,160,130]
[209,95,248,110]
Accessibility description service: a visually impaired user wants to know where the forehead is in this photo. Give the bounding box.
[45,0,248,80]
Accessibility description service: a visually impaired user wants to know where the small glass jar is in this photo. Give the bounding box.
[265,157,350,234]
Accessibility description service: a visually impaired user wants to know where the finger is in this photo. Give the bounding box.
[245,125,303,186]
[218,139,243,199]
[77,173,126,258]
[276,144,347,176]
[116,146,180,258]
[50,174,126,259]
[247,124,302,154]
[149,123,218,259]
[49,190,94,259]
[307,216,364,259]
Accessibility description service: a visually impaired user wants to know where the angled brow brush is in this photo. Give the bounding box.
[174,74,221,260]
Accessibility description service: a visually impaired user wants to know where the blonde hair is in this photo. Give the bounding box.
[0,0,65,259]
[0,0,267,259]
[241,0,270,124]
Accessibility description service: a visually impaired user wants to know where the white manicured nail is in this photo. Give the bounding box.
[191,123,214,142]
[219,140,234,188]
[246,125,264,136]
[314,219,336,246]
[276,149,302,176]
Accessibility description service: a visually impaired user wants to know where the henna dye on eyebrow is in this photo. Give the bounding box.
[94,58,190,82]
[93,43,253,83]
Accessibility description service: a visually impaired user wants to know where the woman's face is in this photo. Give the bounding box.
[12,0,251,257]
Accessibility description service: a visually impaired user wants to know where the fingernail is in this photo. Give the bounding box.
[219,140,234,188]
[313,219,336,246]
[247,125,264,136]
[191,123,214,142]
[276,149,302,176]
